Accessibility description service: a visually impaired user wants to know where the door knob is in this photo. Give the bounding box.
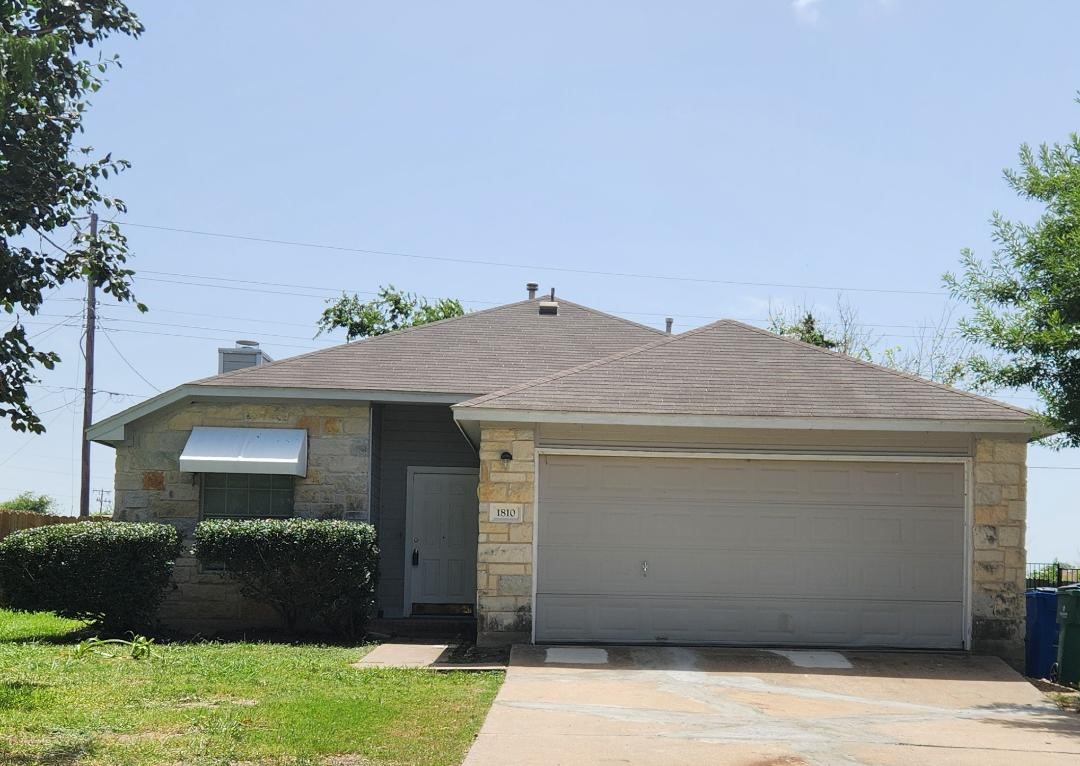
[412,548,419,567]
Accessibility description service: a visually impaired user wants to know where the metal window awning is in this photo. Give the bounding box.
[179,427,308,476]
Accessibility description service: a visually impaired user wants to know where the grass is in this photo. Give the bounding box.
[0,610,503,766]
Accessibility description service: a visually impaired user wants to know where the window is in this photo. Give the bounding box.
[201,473,294,519]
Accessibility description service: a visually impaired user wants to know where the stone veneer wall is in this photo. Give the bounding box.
[476,427,536,646]
[113,400,371,632]
[971,435,1028,666]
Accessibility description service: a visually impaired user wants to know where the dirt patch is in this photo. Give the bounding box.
[441,644,509,665]
[221,757,373,766]
[149,695,259,709]
[1049,692,1080,713]
[1029,678,1080,712]
[107,730,183,744]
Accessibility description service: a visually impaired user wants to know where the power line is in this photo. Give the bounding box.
[0,404,78,469]
[32,384,142,398]
[99,327,162,393]
[90,324,321,351]
[26,311,83,340]
[39,268,970,332]
[119,220,948,297]
[98,314,334,345]
[123,272,965,331]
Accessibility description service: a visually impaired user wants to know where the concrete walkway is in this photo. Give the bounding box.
[463,645,1080,765]
[353,642,506,671]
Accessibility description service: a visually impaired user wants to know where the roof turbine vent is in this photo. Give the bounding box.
[526,282,539,299]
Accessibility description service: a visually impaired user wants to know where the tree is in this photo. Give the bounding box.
[317,285,465,341]
[768,297,972,385]
[1,0,145,434]
[878,304,972,387]
[946,101,1080,446]
[0,491,54,514]
[769,310,838,349]
[768,297,878,357]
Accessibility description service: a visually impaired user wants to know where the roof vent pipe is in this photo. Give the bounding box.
[526,282,538,299]
[665,318,673,334]
[549,287,555,300]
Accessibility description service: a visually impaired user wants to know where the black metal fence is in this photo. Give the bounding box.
[1027,562,1080,589]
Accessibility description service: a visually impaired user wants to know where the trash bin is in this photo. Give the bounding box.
[1026,588,1059,679]
[1056,584,1080,685]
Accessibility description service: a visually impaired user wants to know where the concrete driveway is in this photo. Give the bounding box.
[463,645,1080,765]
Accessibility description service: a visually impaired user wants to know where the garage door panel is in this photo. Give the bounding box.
[536,455,965,648]
[537,595,962,648]
[539,546,961,601]
[545,459,963,508]
[540,503,963,555]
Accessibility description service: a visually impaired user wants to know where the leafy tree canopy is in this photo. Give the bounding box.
[1,0,145,434]
[946,99,1080,446]
[0,491,54,514]
[769,311,838,350]
[317,285,465,341]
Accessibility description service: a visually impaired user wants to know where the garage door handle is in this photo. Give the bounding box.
[642,560,648,577]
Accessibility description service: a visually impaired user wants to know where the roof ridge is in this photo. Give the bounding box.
[458,320,725,408]
[722,320,1037,419]
[555,298,666,336]
[193,298,537,385]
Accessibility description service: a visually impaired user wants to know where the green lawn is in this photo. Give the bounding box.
[0,610,502,766]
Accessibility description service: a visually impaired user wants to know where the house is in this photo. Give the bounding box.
[88,286,1039,664]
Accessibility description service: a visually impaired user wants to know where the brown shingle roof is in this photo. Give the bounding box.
[457,320,1033,421]
[193,298,664,395]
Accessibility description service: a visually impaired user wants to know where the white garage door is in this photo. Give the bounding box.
[536,454,966,648]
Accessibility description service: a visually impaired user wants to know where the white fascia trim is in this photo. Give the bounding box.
[88,384,472,444]
[537,447,973,463]
[452,406,1039,435]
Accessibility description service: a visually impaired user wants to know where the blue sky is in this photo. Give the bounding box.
[2,1,1079,561]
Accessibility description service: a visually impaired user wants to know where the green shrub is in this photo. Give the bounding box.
[0,522,182,633]
[193,519,379,636]
[0,491,55,514]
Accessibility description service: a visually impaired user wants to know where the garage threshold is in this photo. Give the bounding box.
[520,644,978,678]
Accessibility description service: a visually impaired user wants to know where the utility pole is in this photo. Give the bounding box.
[93,488,111,516]
[78,212,97,519]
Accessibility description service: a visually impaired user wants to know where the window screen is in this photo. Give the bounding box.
[201,473,294,519]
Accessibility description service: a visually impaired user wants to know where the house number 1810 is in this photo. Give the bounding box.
[489,504,523,523]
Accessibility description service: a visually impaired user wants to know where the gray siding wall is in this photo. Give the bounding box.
[374,403,478,617]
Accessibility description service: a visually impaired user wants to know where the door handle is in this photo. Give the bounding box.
[642,560,648,577]
[412,548,419,567]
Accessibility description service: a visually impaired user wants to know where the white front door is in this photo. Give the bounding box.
[405,468,479,614]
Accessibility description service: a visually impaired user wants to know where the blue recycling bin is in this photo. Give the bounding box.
[1026,587,1059,679]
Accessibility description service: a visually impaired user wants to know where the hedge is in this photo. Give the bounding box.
[0,521,182,633]
[193,518,379,636]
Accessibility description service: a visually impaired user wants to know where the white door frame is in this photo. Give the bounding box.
[403,465,479,618]
[531,448,973,649]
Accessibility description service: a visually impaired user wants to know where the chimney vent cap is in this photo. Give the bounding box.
[526,282,539,299]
